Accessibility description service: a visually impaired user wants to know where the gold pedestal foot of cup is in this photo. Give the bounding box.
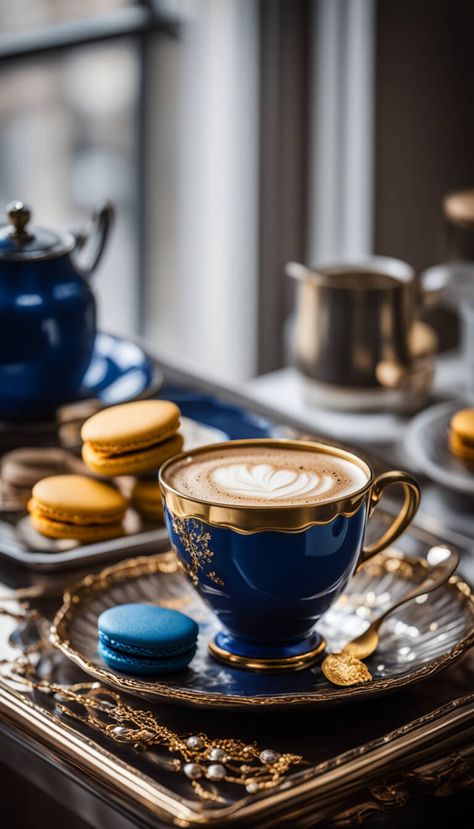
[208,637,327,673]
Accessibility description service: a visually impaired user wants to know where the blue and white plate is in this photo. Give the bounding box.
[79,332,162,404]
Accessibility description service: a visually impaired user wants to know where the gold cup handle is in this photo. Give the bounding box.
[359,470,421,565]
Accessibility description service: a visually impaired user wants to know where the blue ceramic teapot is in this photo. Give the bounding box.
[0,200,113,420]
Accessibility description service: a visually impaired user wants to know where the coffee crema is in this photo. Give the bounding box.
[165,446,369,507]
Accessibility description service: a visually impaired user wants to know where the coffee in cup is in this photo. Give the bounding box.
[166,444,368,506]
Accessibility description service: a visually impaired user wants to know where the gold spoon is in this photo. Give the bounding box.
[322,547,459,686]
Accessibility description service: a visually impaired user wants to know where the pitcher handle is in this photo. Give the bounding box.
[359,471,421,565]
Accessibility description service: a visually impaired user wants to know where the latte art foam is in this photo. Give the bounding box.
[166,446,369,507]
[212,463,333,500]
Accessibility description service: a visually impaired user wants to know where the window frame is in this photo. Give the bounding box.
[0,1,179,334]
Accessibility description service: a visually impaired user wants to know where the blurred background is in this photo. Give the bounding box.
[0,0,472,382]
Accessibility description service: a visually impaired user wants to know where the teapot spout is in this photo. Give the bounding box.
[72,201,114,279]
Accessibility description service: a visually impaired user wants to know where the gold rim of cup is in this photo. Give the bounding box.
[159,438,374,534]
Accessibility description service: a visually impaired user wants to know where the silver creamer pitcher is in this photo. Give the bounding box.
[287,257,436,411]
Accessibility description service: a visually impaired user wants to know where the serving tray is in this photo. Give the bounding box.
[1,525,473,828]
[0,679,472,829]
[0,358,473,828]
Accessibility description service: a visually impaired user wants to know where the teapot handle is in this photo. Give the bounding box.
[72,201,114,279]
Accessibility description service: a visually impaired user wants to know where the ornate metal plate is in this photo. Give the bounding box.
[0,418,226,571]
[52,549,474,709]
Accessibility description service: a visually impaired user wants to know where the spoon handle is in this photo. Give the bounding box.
[373,551,459,632]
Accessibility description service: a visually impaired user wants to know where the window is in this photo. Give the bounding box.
[3,2,469,383]
[0,0,260,383]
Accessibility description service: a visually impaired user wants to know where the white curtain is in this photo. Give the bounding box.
[145,0,260,382]
[308,0,375,264]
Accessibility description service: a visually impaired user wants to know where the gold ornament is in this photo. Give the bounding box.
[321,652,373,686]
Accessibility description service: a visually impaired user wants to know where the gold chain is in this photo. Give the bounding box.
[1,600,304,800]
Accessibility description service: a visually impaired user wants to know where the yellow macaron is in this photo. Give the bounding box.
[28,474,128,542]
[81,400,182,476]
[131,477,164,523]
[449,408,474,463]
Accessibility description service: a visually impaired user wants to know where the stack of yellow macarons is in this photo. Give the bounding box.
[81,400,183,476]
[130,477,164,522]
[28,475,128,542]
[81,399,183,523]
[25,400,183,541]
[449,408,474,464]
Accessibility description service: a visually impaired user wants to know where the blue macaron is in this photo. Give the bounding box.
[97,603,198,676]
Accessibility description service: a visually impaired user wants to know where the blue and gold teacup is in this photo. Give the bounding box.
[159,439,420,672]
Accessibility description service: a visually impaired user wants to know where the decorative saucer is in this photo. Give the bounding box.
[51,550,474,709]
[404,400,474,497]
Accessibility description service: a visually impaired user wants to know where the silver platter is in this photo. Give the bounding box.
[52,549,474,709]
[0,417,226,571]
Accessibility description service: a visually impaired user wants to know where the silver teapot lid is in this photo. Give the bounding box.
[0,201,74,261]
